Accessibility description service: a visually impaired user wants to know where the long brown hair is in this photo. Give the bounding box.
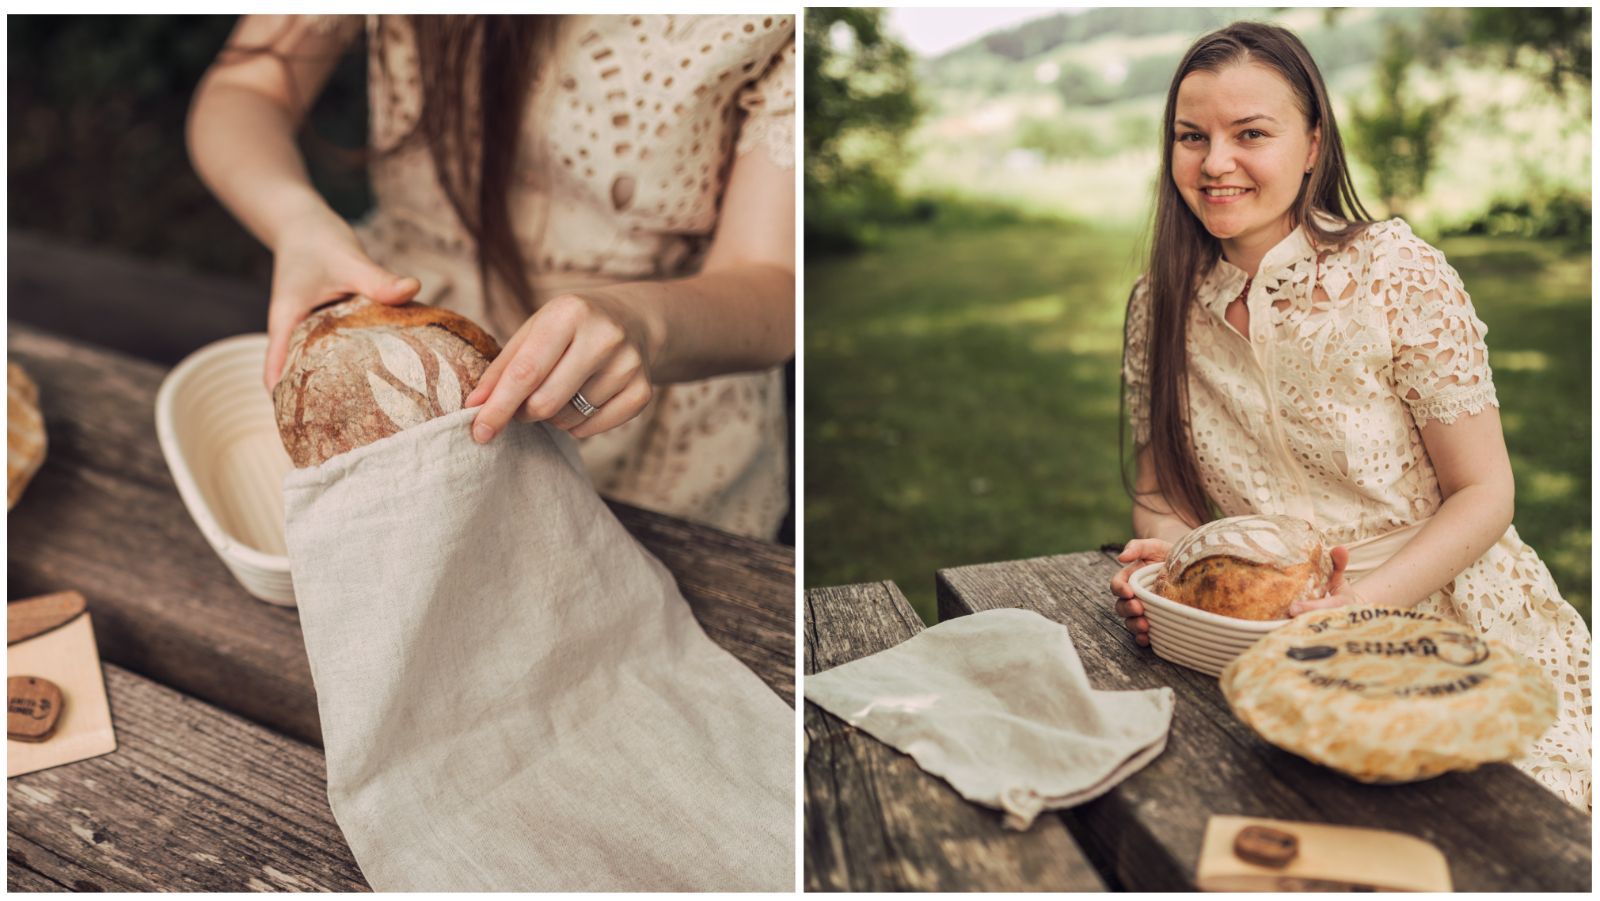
[374,16,554,314]
[1125,21,1373,526]
[223,15,554,312]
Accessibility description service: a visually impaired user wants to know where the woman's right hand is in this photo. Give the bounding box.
[1110,538,1172,647]
[263,207,422,390]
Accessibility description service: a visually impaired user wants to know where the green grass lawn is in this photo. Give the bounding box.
[805,222,1591,625]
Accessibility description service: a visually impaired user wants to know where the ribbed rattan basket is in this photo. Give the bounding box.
[1129,562,1288,676]
[155,334,295,606]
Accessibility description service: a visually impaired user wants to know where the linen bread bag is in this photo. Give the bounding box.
[271,298,794,890]
[1154,514,1333,620]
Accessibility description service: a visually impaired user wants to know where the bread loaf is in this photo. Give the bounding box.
[1221,607,1555,783]
[273,297,501,468]
[8,361,47,509]
[1153,514,1331,621]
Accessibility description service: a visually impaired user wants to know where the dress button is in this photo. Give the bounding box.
[1255,332,1267,343]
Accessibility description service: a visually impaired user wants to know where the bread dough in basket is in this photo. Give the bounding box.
[1154,514,1331,620]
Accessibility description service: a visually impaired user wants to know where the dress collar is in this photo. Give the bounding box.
[1198,223,1315,320]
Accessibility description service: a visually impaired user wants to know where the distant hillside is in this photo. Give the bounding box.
[898,7,1589,232]
[921,7,1435,106]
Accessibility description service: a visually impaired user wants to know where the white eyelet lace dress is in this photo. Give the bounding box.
[1123,215,1592,809]
[307,14,795,539]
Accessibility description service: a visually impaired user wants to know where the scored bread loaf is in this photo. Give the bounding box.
[1153,514,1331,621]
[273,297,501,468]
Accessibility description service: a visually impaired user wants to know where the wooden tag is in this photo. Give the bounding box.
[1233,824,1298,868]
[8,675,64,742]
[1197,815,1451,892]
[8,591,87,645]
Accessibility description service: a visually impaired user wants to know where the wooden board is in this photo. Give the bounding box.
[936,551,1592,893]
[8,613,115,775]
[8,664,368,892]
[7,231,264,368]
[7,322,794,749]
[804,581,1105,892]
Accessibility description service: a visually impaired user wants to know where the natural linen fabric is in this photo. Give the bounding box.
[282,408,792,891]
[804,608,1173,830]
[1122,213,1591,808]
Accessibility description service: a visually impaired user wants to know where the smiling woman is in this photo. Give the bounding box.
[1109,20,1591,810]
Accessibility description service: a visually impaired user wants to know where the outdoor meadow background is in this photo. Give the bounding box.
[804,7,1592,623]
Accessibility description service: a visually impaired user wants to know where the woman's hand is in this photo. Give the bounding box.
[264,207,420,390]
[1110,538,1172,647]
[1288,545,1358,616]
[464,291,664,443]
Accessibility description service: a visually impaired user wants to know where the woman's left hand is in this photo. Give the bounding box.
[1288,545,1360,616]
[465,291,663,443]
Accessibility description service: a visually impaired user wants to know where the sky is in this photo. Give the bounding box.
[884,7,1087,58]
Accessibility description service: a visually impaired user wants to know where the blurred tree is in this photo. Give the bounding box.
[1051,62,1114,107]
[1347,24,1456,218]
[1015,115,1102,160]
[8,15,369,278]
[1466,7,1590,98]
[804,8,921,252]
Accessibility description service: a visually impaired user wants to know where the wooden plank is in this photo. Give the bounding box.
[8,230,264,368]
[618,502,794,706]
[936,551,1593,892]
[8,664,368,892]
[804,581,1105,892]
[7,322,794,753]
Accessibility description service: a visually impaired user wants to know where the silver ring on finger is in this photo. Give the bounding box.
[570,391,599,418]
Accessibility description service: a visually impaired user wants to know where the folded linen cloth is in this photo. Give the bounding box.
[282,408,793,891]
[804,607,1173,829]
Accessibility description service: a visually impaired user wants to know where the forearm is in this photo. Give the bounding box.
[187,80,331,251]
[1129,444,1195,544]
[1349,482,1512,608]
[593,263,795,384]
[1132,499,1193,544]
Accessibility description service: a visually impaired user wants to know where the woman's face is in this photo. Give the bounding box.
[1171,62,1321,256]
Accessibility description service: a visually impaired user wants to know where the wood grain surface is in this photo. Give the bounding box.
[936,550,1592,893]
[7,321,793,750]
[803,581,1105,892]
[7,664,368,892]
[8,231,263,368]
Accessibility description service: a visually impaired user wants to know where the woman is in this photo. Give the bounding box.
[187,14,795,539]
[1107,22,1590,808]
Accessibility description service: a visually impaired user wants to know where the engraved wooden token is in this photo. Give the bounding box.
[7,590,87,645]
[1234,824,1298,868]
[8,675,64,742]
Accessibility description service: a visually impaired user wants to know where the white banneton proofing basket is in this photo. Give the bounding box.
[1129,562,1288,677]
[155,334,296,606]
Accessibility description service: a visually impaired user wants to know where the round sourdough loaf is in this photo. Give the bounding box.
[8,361,47,509]
[1153,514,1331,621]
[273,297,501,468]
[1221,606,1556,783]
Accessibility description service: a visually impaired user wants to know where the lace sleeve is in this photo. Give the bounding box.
[1378,222,1499,426]
[734,33,795,170]
[1122,275,1154,447]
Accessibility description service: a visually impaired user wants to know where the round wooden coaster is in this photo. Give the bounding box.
[8,675,64,742]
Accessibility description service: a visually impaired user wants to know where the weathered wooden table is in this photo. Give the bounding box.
[7,245,794,891]
[804,552,1591,892]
